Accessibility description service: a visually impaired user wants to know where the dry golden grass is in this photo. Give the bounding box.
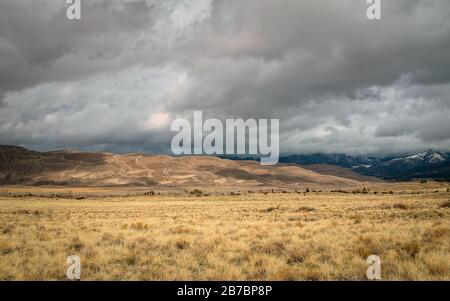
[0,184,449,280]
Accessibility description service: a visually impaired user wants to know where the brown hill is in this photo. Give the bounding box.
[301,164,383,182]
[0,145,374,188]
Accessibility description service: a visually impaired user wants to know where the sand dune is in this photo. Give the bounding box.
[0,145,374,188]
[301,164,383,182]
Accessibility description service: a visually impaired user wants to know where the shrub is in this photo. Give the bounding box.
[130,222,149,231]
[263,205,280,212]
[401,240,421,258]
[440,200,450,208]
[297,206,315,212]
[286,247,309,265]
[68,237,84,251]
[190,189,203,196]
[393,203,408,210]
[253,241,286,256]
[125,254,138,266]
[175,239,190,250]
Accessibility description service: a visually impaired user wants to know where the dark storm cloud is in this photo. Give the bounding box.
[175,0,450,111]
[1,0,450,156]
[0,0,159,93]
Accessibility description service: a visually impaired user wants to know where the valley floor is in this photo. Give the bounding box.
[0,184,449,280]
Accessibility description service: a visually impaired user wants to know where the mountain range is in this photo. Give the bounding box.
[280,150,450,180]
[221,150,450,180]
[0,145,375,188]
[1,145,448,187]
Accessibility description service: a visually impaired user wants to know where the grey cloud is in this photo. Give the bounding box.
[176,0,450,109]
[0,0,161,93]
[1,0,450,156]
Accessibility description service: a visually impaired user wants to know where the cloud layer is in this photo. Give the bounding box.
[1,0,450,156]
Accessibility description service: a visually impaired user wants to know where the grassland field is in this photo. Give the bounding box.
[0,181,449,280]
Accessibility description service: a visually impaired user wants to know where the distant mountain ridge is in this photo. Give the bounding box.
[220,150,450,180]
[279,154,379,169]
[2,145,448,184]
[353,150,450,180]
[279,150,450,180]
[0,145,371,188]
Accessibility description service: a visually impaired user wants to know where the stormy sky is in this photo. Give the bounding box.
[1,0,450,156]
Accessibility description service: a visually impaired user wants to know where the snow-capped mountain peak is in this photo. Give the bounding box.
[405,150,447,164]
